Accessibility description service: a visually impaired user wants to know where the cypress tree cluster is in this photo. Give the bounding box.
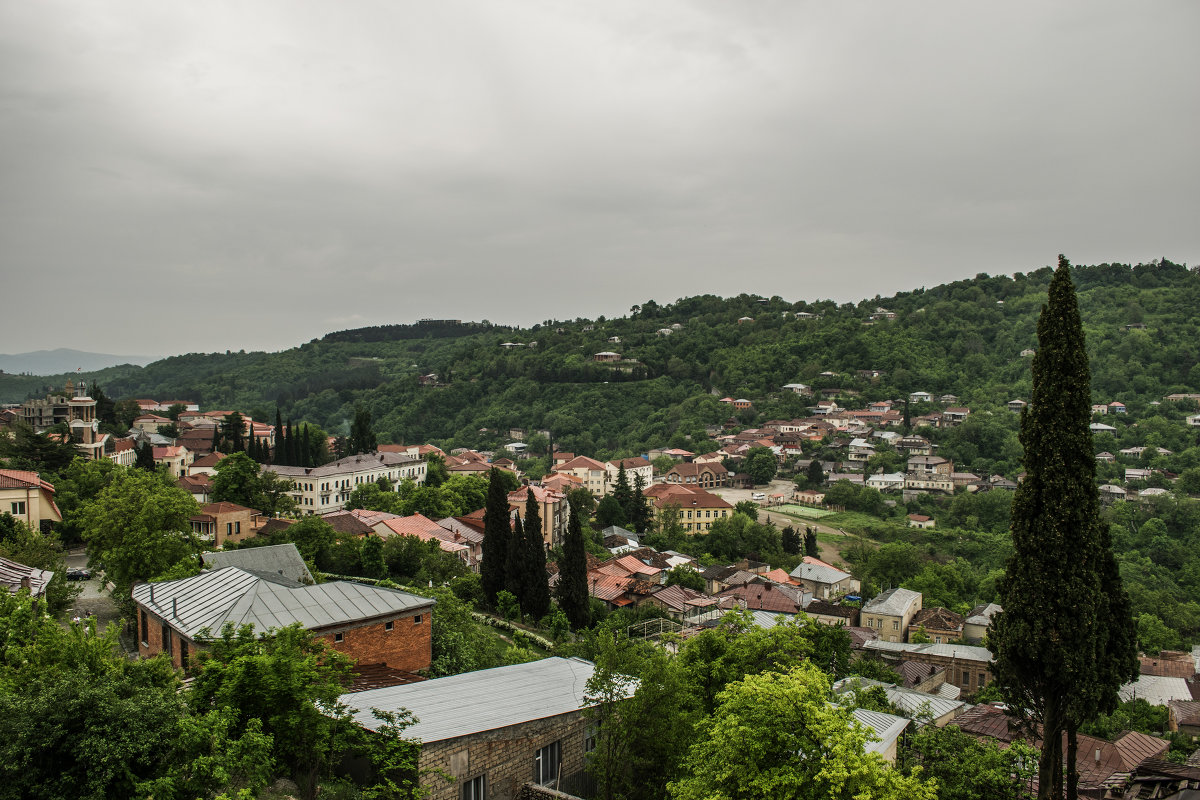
[556,497,590,629]
[989,256,1138,800]
[480,468,511,606]
[485,476,551,619]
[522,489,551,620]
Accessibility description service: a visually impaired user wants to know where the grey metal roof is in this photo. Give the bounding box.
[203,543,314,585]
[132,567,433,640]
[265,450,421,479]
[749,610,801,628]
[862,587,921,616]
[863,639,993,663]
[833,677,964,721]
[965,602,1003,626]
[0,556,53,597]
[789,562,851,585]
[1118,675,1193,706]
[850,707,910,754]
[342,657,622,743]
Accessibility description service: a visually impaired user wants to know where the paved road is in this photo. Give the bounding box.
[63,548,125,638]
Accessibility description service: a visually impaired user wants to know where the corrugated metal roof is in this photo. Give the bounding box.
[342,657,619,743]
[863,639,993,663]
[789,562,851,585]
[202,544,314,585]
[1119,675,1193,706]
[862,587,922,616]
[0,556,53,597]
[132,567,433,639]
[850,707,910,754]
[833,677,964,721]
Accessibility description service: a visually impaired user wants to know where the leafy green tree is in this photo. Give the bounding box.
[423,452,450,487]
[669,664,938,800]
[595,494,628,529]
[742,446,777,485]
[664,564,704,591]
[900,723,1037,800]
[989,257,1139,800]
[188,623,355,800]
[43,457,120,545]
[211,452,297,517]
[360,535,386,579]
[479,468,511,607]
[80,468,201,604]
[557,496,590,629]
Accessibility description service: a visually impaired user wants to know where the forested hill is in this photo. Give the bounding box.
[3,259,1197,458]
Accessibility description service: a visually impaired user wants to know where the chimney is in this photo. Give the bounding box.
[1094,749,1101,763]
[172,598,178,617]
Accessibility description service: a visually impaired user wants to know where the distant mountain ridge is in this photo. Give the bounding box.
[0,348,159,376]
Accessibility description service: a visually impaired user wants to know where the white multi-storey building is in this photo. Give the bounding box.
[265,451,426,514]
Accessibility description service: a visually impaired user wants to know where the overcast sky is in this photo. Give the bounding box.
[2,2,1197,357]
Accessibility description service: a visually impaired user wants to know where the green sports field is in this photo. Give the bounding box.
[773,504,836,519]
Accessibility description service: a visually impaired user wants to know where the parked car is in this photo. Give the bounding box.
[66,568,91,581]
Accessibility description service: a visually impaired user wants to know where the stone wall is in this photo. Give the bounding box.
[420,711,588,800]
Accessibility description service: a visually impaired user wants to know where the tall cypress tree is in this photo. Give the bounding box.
[301,424,312,468]
[612,464,633,519]
[557,497,590,630]
[630,474,653,534]
[523,489,550,619]
[274,408,284,464]
[480,468,511,607]
[989,256,1138,800]
[504,513,526,602]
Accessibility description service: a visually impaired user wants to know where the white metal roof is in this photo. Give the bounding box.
[833,677,964,721]
[790,562,851,585]
[862,587,921,616]
[342,657,622,743]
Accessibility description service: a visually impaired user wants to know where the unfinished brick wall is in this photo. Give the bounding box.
[419,711,588,800]
[316,608,433,673]
[136,606,196,670]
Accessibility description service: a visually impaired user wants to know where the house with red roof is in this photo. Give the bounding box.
[0,469,62,531]
[556,456,610,496]
[189,501,261,547]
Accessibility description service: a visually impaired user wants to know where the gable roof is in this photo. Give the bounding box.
[342,657,619,742]
[557,455,607,472]
[863,587,921,616]
[202,543,313,585]
[790,561,851,585]
[131,567,433,640]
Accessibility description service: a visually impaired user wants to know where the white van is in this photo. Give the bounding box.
[752,492,766,500]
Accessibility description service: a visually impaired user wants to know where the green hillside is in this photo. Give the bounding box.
[4,259,1197,461]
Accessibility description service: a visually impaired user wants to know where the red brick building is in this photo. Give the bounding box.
[131,567,434,672]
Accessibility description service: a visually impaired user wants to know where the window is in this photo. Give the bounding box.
[226,522,233,536]
[10,501,25,515]
[180,638,189,667]
[140,609,148,645]
[385,621,394,632]
[979,673,986,686]
[892,620,899,631]
[534,741,561,786]
[962,671,970,685]
[461,775,486,800]
[584,725,598,755]
[414,614,423,625]
[334,632,344,643]
[161,622,172,655]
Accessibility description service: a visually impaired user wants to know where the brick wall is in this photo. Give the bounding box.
[135,603,432,674]
[136,606,196,670]
[420,711,588,800]
[315,609,432,673]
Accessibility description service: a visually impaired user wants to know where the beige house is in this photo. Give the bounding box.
[153,445,193,478]
[189,501,261,547]
[555,456,610,497]
[861,587,922,643]
[507,484,571,548]
[0,469,62,531]
[605,457,653,489]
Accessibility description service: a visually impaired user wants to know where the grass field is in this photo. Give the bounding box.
[773,504,837,519]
